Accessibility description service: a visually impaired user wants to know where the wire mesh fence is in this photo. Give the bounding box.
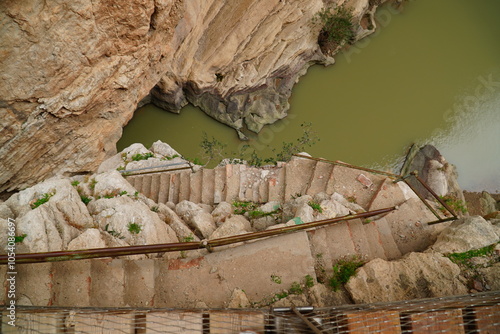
[2,291,499,333]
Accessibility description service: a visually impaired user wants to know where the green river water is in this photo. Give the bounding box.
[118,0,500,192]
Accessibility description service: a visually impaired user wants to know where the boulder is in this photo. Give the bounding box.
[157,203,198,242]
[67,229,107,250]
[5,177,93,227]
[331,192,365,213]
[93,171,137,198]
[209,215,251,240]
[211,202,233,226]
[478,263,500,291]
[176,201,216,239]
[227,288,251,308]
[252,216,277,231]
[3,177,94,253]
[0,202,13,220]
[430,216,499,254]
[150,140,181,159]
[88,196,179,251]
[316,199,350,219]
[308,284,352,307]
[346,252,467,304]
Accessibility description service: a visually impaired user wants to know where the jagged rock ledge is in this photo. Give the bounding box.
[0,0,388,192]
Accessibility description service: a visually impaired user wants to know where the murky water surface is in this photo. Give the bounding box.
[119,0,500,192]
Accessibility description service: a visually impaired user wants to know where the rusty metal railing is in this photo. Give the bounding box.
[292,154,458,225]
[0,207,396,265]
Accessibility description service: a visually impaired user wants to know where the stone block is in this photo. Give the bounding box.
[17,262,53,306]
[90,259,125,307]
[52,260,90,307]
[124,259,158,307]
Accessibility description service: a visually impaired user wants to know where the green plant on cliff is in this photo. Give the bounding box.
[438,195,468,215]
[127,222,142,234]
[131,152,154,162]
[314,5,355,53]
[329,256,365,291]
[199,122,319,167]
[30,192,55,209]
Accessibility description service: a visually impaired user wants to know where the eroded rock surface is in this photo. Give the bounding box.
[0,0,385,192]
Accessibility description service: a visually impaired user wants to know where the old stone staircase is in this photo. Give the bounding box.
[6,156,443,310]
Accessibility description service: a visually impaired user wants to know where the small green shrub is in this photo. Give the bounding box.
[116,166,125,171]
[347,196,357,204]
[271,274,282,284]
[89,178,97,190]
[31,192,55,209]
[182,235,195,242]
[104,224,125,239]
[127,222,142,234]
[308,201,323,213]
[314,5,355,53]
[71,180,80,187]
[274,291,289,300]
[438,195,468,215]
[131,152,154,161]
[446,243,497,267]
[80,195,92,205]
[233,201,257,215]
[15,234,27,243]
[288,281,303,295]
[329,257,365,291]
[305,274,315,288]
[151,205,159,212]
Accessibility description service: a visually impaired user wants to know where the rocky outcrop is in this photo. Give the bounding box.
[345,252,468,304]
[0,0,386,192]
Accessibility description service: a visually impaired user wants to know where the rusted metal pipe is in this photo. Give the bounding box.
[0,208,395,265]
[411,171,458,218]
[123,166,192,177]
[293,154,401,179]
[402,178,442,220]
[292,307,323,334]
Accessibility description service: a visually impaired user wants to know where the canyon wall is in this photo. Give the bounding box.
[0,0,382,192]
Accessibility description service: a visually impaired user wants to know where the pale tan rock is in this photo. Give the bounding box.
[345,252,468,304]
[430,216,499,254]
[0,0,384,193]
[227,288,251,308]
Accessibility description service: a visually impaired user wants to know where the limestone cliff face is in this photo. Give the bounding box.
[0,0,382,192]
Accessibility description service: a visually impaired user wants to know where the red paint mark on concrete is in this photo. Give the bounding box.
[269,178,277,186]
[168,257,204,270]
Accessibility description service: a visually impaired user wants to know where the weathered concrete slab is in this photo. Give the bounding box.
[329,165,385,210]
[52,260,91,307]
[149,174,161,203]
[141,174,152,199]
[268,167,285,203]
[202,168,215,205]
[307,161,334,196]
[189,171,203,204]
[307,222,357,277]
[168,172,181,204]
[371,217,403,260]
[213,166,226,204]
[346,219,371,259]
[383,198,438,255]
[124,259,158,307]
[224,164,241,202]
[178,170,191,202]
[368,178,410,211]
[90,259,125,307]
[17,263,53,306]
[363,220,388,260]
[284,158,316,201]
[158,173,170,204]
[155,231,316,308]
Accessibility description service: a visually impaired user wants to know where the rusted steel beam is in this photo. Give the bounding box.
[0,208,395,265]
[122,166,192,177]
[402,178,442,220]
[207,207,396,248]
[293,154,401,179]
[411,171,458,218]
